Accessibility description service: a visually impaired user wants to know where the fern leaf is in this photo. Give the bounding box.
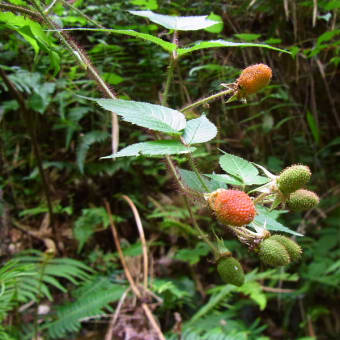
[76,130,109,173]
[47,280,126,339]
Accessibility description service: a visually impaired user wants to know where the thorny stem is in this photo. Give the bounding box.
[161,31,178,106]
[165,154,186,191]
[183,196,219,259]
[44,0,59,14]
[0,2,42,20]
[181,88,233,112]
[186,151,210,192]
[19,1,119,153]
[161,57,176,107]
[159,31,218,256]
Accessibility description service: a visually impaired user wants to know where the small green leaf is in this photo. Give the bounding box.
[174,242,210,265]
[204,13,224,33]
[178,168,220,192]
[177,39,290,56]
[102,141,195,158]
[102,72,124,85]
[234,33,261,41]
[96,99,186,134]
[129,10,218,31]
[130,0,158,10]
[254,214,303,236]
[182,115,217,144]
[219,153,266,185]
[306,111,320,144]
[324,0,340,10]
[73,209,108,253]
[204,173,243,186]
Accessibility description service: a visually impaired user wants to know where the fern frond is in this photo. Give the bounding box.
[76,130,109,173]
[0,259,37,322]
[0,325,16,340]
[46,276,126,339]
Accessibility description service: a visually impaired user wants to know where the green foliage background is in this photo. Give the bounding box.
[0,0,339,339]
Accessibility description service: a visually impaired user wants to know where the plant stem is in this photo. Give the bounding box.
[186,152,210,192]
[183,196,219,259]
[161,31,178,107]
[29,0,120,154]
[181,88,233,112]
[161,57,176,107]
[0,2,42,20]
[159,31,215,257]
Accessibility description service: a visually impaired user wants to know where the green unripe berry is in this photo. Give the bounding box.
[287,189,319,211]
[259,239,291,267]
[270,235,302,262]
[277,165,311,195]
[217,257,245,286]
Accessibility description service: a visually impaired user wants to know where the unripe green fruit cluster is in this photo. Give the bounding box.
[277,165,311,195]
[217,256,245,286]
[287,189,319,211]
[259,235,302,267]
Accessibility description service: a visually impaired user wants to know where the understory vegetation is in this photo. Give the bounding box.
[0,0,339,339]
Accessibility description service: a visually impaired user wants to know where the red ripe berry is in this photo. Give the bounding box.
[209,189,256,227]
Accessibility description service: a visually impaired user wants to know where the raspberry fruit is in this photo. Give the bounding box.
[287,189,319,211]
[270,235,302,262]
[277,164,311,195]
[237,64,272,97]
[259,238,291,267]
[208,189,256,227]
[217,256,245,286]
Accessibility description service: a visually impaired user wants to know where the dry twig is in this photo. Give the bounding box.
[104,200,165,340]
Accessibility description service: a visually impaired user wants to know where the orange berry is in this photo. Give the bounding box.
[209,189,256,227]
[237,64,272,97]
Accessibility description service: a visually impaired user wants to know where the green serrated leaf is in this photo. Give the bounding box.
[96,99,186,134]
[237,281,267,310]
[204,173,243,186]
[178,168,221,192]
[254,214,303,236]
[306,111,320,144]
[174,242,210,265]
[49,28,177,53]
[182,115,217,144]
[102,141,195,158]
[177,39,290,56]
[73,208,109,253]
[219,153,263,185]
[129,10,218,31]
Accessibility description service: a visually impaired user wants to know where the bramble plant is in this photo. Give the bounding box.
[0,4,329,338]
[77,12,320,286]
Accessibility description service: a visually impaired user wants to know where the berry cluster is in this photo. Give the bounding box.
[187,65,319,286]
[277,164,319,211]
[205,162,319,286]
[259,235,302,267]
